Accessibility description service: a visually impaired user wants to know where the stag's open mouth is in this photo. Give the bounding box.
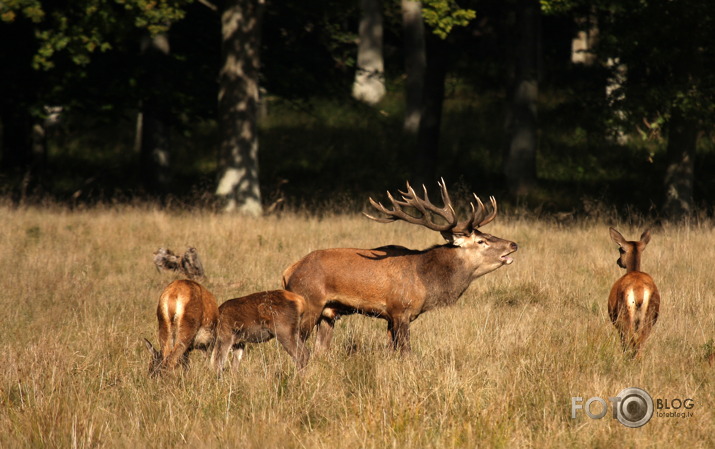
[501,242,518,265]
[501,247,517,265]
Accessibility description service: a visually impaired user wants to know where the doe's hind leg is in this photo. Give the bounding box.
[211,335,234,377]
[276,328,309,369]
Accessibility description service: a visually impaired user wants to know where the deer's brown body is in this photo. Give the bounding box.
[144,279,219,376]
[608,228,660,358]
[210,290,309,374]
[283,180,518,352]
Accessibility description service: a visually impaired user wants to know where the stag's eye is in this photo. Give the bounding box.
[477,240,485,245]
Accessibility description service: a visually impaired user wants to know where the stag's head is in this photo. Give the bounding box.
[364,179,518,269]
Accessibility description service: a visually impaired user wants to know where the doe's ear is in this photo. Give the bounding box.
[640,229,651,245]
[609,227,626,246]
[143,338,159,356]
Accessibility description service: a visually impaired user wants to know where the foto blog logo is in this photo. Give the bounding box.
[571,387,695,428]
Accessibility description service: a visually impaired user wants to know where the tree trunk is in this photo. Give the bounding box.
[352,0,385,105]
[504,0,540,197]
[0,19,36,178]
[139,32,171,195]
[1,110,32,172]
[605,57,628,144]
[216,0,265,215]
[415,32,448,183]
[401,0,425,134]
[1,108,41,203]
[662,106,697,220]
[571,12,597,66]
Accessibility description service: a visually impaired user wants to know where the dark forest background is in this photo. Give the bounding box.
[2,0,714,219]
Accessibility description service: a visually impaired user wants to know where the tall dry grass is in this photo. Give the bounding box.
[0,203,713,448]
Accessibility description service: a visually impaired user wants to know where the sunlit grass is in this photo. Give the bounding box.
[0,204,713,448]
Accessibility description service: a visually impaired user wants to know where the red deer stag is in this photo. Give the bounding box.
[210,290,309,375]
[143,279,219,376]
[282,180,518,353]
[608,228,660,358]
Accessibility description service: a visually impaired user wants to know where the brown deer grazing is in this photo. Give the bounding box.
[608,228,660,358]
[282,180,518,353]
[210,290,309,375]
[144,279,219,376]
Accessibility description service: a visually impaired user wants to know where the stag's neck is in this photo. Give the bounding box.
[418,245,476,311]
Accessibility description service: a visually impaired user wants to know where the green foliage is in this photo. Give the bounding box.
[118,0,190,34]
[0,0,44,23]
[2,0,193,69]
[539,0,576,15]
[262,0,360,99]
[603,0,715,123]
[548,0,715,127]
[421,0,476,39]
[3,0,715,215]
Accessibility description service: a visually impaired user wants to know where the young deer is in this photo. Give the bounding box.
[608,228,660,358]
[210,290,309,375]
[144,279,219,376]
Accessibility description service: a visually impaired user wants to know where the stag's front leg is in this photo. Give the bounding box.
[387,315,411,353]
[315,307,340,353]
[315,317,336,353]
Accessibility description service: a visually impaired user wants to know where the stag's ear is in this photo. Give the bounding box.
[440,231,457,243]
[640,229,651,245]
[609,227,626,247]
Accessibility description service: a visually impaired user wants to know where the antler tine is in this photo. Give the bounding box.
[364,191,428,226]
[471,194,486,226]
[396,182,422,208]
[363,197,399,223]
[465,194,497,229]
[412,180,457,224]
[477,196,498,227]
[437,177,452,208]
[363,181,457,231]
[404,182,449,220]
[453,193,498,235]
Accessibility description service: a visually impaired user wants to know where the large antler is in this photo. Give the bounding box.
[363,179,457,232]
[364,179,498,236]
[452,194,498,235]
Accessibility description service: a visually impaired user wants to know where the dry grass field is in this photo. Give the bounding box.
[0,202,713,448]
